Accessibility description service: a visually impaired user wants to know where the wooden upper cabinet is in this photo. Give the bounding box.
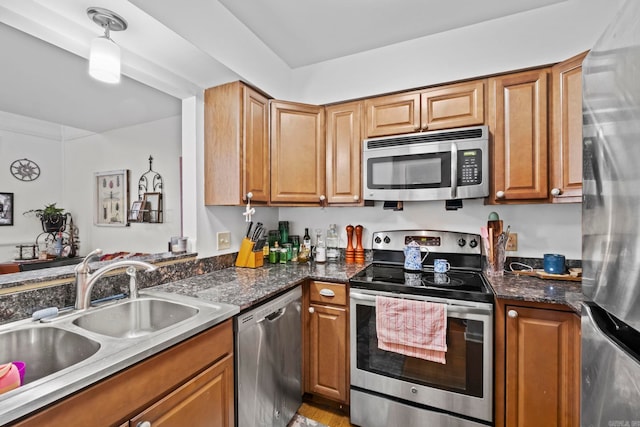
[364,80,485,138]
[550,52,587,203]
[421,80,485,131]
[325,101,363,205]
[270,100,326,205]
[365,91,421,137]
[489,68,549,203]
[204,82,270,205]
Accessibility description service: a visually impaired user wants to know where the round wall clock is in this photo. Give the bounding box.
[10,158,41,181]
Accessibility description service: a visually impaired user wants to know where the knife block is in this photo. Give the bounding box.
[235,238,264,268]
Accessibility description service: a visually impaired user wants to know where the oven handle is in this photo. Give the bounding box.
[350,291,492,316]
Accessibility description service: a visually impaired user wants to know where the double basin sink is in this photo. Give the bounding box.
[0,290,239,424]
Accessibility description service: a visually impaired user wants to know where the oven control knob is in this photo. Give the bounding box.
[383,236,391,244]
[469,239,478,248]
[457,238,466,247]
[374,236,382,244]
[410,387,418,394]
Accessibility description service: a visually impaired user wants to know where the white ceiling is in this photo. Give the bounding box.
[217,0,565,68]
[0,0,570,133]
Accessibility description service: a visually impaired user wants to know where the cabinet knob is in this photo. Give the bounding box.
[508,309,518,318]
[136,422,151,427]
[319,195,326,201]
[551,188,561,197]
[308,307,315,314]
[353,194,359,201]
[496,190,506,199]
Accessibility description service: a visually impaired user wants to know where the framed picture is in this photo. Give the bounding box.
[128,200,145,222]
[142,192,162,223]
[95,170,129,226]
[0,192,14,226]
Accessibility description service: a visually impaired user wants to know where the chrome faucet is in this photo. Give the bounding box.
[74,249,158,310]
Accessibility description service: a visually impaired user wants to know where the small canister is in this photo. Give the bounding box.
[543,253,566,274]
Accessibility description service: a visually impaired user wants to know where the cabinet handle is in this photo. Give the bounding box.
[319,289,335,297]
[136,422,151,427]
[496,190,506,199]
[551,188,561,197]
[508,309,518,318]
[353,194,359,201]
[308,307,315,314]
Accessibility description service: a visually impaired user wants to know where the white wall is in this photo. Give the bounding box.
[280,200,582,260]
[64,116,183,256]
[0,112,65,261]
[289,0,624,104]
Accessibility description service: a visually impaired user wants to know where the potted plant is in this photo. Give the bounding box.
[24,203,67,233]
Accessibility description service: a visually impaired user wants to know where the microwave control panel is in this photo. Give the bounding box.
[457,149,482,185]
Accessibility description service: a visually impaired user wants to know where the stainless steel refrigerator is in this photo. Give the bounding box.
[582,1,640,425]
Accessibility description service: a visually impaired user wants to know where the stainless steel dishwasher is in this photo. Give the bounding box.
[235,285,302,427]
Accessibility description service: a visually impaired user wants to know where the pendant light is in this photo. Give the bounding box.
[87,7,128,84]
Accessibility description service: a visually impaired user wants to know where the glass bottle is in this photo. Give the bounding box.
[303,228,312,252]
[278,221,289,244]
[269,241,280,264]
[314,228,326,263]
[326,223,339,261]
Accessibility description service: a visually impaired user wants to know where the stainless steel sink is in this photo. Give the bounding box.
[0,327,100,385]
[0,290,239,425]
[72,298,199,338]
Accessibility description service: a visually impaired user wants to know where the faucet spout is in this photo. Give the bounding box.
[74,252,157,310]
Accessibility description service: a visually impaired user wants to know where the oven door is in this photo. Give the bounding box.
[350,289,493,423]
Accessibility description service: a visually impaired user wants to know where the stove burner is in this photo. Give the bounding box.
[422,273,463,287]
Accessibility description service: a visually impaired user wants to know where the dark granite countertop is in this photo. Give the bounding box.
[485,271,583,313]
[0,252,197,290]
[151,261,367,311]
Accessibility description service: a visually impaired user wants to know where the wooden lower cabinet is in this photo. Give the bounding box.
[303,281,349,405]
[15,320,234,427]
[495,299,580,427]
[128,354,234,427]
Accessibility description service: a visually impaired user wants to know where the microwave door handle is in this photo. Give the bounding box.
[450,142,458,199]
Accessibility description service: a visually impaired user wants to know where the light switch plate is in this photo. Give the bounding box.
[217,231,231,250]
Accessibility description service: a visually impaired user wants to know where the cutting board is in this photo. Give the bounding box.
[513,268,582,282]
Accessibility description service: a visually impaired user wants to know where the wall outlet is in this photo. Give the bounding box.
[217,231,231,250]
[506,233,518,251]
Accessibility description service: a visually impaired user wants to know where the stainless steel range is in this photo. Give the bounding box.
[349,230,493,427]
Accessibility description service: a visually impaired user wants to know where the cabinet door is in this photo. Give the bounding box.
[308,303,348,403]
[242,85,270,203]
[550,52,587,203]
[421,80,485,131]
[489,69,549,203]
[326,101,363,205]
[270,100,326,204]
[130,354,234,427]
[364,92,421,137]
[505,306,580,427]
[204,82,269,205]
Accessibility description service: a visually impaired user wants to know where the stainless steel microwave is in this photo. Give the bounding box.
[363,125,489,201]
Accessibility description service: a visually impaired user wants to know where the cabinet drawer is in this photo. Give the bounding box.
[309,282,346,306]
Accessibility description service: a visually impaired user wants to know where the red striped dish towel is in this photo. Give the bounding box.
[376,296,447,364]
